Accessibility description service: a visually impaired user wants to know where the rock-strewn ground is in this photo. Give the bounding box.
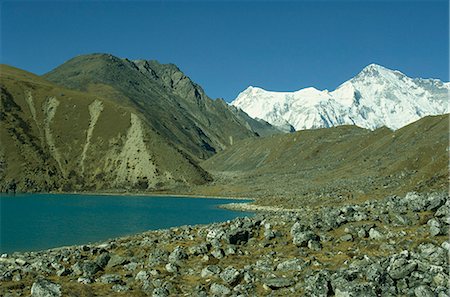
[1,192,449,296]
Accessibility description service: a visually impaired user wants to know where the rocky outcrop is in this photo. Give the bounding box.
[0,192,448,296]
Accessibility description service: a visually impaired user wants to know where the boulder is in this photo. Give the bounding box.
[31,279,61,297]
[220,266,241,286]
[227,229,250,245]
[387,258,417,280]
[210,283,231,296]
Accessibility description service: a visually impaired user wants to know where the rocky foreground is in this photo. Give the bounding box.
[1,192,449,297]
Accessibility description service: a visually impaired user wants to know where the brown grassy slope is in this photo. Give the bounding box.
[197,115,449,207]
[0,64,210,192]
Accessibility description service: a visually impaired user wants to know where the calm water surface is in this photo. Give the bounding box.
[0,193,252,253]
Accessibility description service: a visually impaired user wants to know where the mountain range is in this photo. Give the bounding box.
[0,54,279,192]
[232,64,449,131]
[0,55,448,196]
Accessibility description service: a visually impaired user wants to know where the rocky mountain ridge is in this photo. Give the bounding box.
[232,64,449,131]
[1,55,280,192]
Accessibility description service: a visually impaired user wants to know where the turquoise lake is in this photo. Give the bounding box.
[0,194,252,253]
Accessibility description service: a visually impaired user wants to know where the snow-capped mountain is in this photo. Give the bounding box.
[231,64,449,131]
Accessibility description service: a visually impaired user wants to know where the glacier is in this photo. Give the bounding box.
[231,64,449,131]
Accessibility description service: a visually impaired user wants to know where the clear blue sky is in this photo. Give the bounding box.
[1,0,448,102]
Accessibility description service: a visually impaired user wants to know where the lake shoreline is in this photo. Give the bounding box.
[1,191,448,297]
[3,190,254,202]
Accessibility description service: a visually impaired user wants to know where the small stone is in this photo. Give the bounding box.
[340,234,353,242]
[165,263,178,273]
[107,254,128,268]
[357,228,367,238]
[308,239,322,251]
[81,261,102,277]
[31,279,61,297]
[427,218,442,236]
[414,285,434,297]
[135,270,150,282]
[15,258,27,266]
[211,248,225,259]
[95,253,110,268]
[56,267,71,277]
[262,277,294,289]
[276,258,304,271]
[152,287,169,297]
[388,258,417,280]
[220,266,241,286]
[201,265,221,278]
[369,228,384,240]
[97,274,122,284]
[77,277,92,284]
[168,246,187,263]
[112,284,129,292]
[210,283,231,296]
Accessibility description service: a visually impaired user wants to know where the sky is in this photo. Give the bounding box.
[1,0,448,102]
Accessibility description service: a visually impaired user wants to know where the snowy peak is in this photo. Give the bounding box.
[232,65,449,131]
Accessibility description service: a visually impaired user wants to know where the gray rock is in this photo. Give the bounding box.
[112,284,129,292]
[291,222,318,247]
[97,274,123,284]
[340,234,353,242]
[263,223,276,240]
[308,239,322,251]
[95,252,110,268]
[77,277,92,284]
[304,272,331,297]
[188,243,210,256]
[210,283,231,296]
[106,254,128,268]
[388,258,417,280]
[262,277,294,289]
[168,246,187,263]
[228,229,250,245]
[357,228,367,238]
[81,261,102,277]
[276,258,304,271]
[206,228,225,242]
[220,266,241,286]
[426,193,446,211]
[152,287,169,297]
[211,248,225,259]
[414,285,434,297]
[369,228,384,240]
[56,267,71,277]
[135,270,150,282]
[201,265,221,278]
[427,218,442,236]
[31,279,61,297]
[417,243,446,266]
[165,263,178,273]
[124,262,138,271]
[224,245,237,256]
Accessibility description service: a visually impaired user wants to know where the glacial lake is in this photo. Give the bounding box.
[0,193,253,253]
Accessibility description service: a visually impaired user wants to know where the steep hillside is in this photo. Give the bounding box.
[43,54,281,160]
[232,64,449,131]
[199,114,449,207]
[0,65,211,192]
